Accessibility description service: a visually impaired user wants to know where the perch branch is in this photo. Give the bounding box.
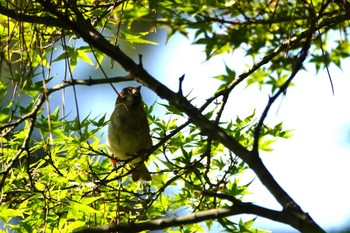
[74,203,285,233]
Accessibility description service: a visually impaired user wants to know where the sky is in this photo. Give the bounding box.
[50,29,350,232]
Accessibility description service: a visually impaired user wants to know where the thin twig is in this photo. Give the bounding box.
[252,19,316,154]
[0,94,44,189]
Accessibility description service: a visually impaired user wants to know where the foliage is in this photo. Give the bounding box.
[0,0,349,232]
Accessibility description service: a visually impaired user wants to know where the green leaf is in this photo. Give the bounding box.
[0,205,24,224]
[77,48,94,66]
[121,31,158,47]
[259,138,276,152]
[68,200,100,214]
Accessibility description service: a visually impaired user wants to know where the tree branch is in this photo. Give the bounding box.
[48,75,133,94]
[0,94,45,190]
[0,5,65,28]
[252,16,316,153]
[198,11,350,113]
[74,203,285,233]
[0,94,45,136]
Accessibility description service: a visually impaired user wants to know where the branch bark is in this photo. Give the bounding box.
[0,4,65,27]
[75,202,285,233]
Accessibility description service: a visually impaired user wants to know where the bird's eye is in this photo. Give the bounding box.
[131,88,138,95]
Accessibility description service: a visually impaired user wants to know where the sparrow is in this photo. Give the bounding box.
[106,86,152,181]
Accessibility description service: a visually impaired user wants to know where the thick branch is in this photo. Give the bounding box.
[75,203,285,233]
[47,76,133,94]
[0,5,65,28]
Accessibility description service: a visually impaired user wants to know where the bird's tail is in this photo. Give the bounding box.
[132,162,151,181]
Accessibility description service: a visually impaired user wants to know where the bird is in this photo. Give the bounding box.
[106,86,152,181]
